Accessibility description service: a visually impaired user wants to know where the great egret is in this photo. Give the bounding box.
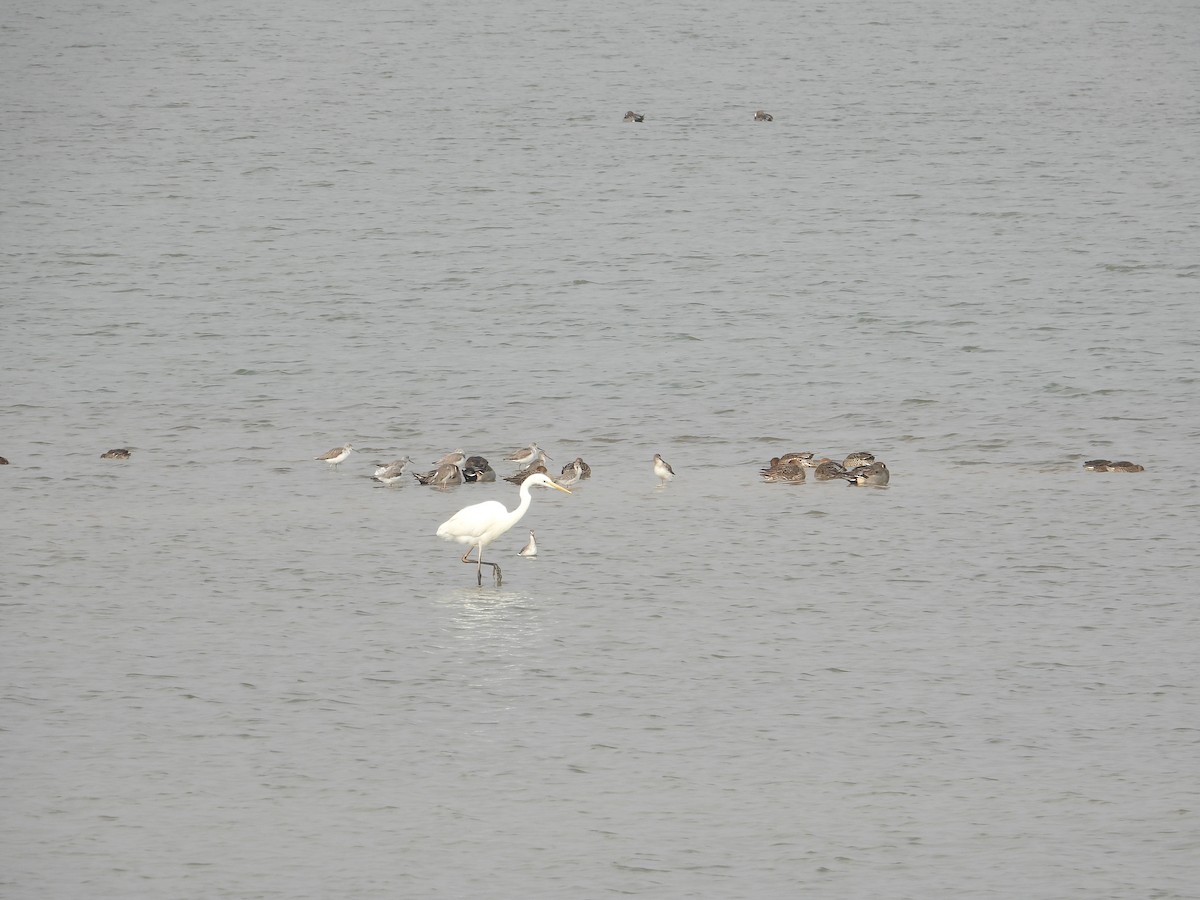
[316,444,353,467]
[843,461,890,486]
[754,110,774,121]
[437,472,570,586]
[653,453,675,485]
[101,448,132,460]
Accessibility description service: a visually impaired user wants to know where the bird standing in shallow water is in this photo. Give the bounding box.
[315,444,352,467]
[654,453,675,485]
[373,456,414,484]
[519,530,538,557]
[437,473,570,586]
[504,443,545,469]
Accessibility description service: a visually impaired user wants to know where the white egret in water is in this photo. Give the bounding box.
[437,472,570,586]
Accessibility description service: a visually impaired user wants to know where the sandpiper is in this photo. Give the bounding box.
[373,456,414,484]
[434,448,466,467]
[505,443,547,469]
[519,530,538,557]
[315,443,353,467]
[654,453,675,485]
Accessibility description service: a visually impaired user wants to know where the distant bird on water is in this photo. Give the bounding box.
[653,453,675,485]
[505,443,548,469]
[505,464,549,485]
[434,448,466,467]
[415,463,463,488]
[519,530,538,557]
[843,461,890,486]
[373,456,414,485]
[754,110,774,121]
[437,472,570,586]
[556,461,583,487]
[315,443,353,467]
[624,110,645,123]
[565,457,592,479]
[101,448,132,460]
[761,458,806,483]
[1109,460,1145,472]
[0,456,9,465]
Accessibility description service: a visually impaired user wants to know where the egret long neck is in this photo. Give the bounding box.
[509,478,537,527]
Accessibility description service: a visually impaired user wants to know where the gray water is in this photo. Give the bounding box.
[3,0,1199,897]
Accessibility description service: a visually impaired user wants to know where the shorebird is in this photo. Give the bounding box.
[505,443,548,469]
[754,110,774,121]
[315,444,353,467]
[434,448,466,467]
[569,457,592,479]
[624,111,644,123]
[654,453,675,485]
[415,464,463,488]
[556,461,583,487]
[373,456,414,485]
[505,464,549,485]
[519,530,538,557]
[101,448,132,460]
[437,474,570,586]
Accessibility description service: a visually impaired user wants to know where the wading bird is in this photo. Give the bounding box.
[315,444,353,467]
[653,453,675,485]
[437,472,570,586]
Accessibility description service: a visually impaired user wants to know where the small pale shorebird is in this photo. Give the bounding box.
[373,456,414,484]
[754,110,774,121]
[101,448,132,460]
[567,457,592,479]
[434,448,466,467]
[654,453,675,485]
[505,443,548,469]
[556,461,583,487]
[624,110,644,123]
[519,530,538,557]
[844,461,889,486]
[415,463,463,488]
[315,443,353,467]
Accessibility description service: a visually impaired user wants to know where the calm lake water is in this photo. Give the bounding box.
[3,0,1199,897]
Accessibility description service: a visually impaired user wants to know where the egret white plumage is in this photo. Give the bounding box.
[437,472,570,586]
